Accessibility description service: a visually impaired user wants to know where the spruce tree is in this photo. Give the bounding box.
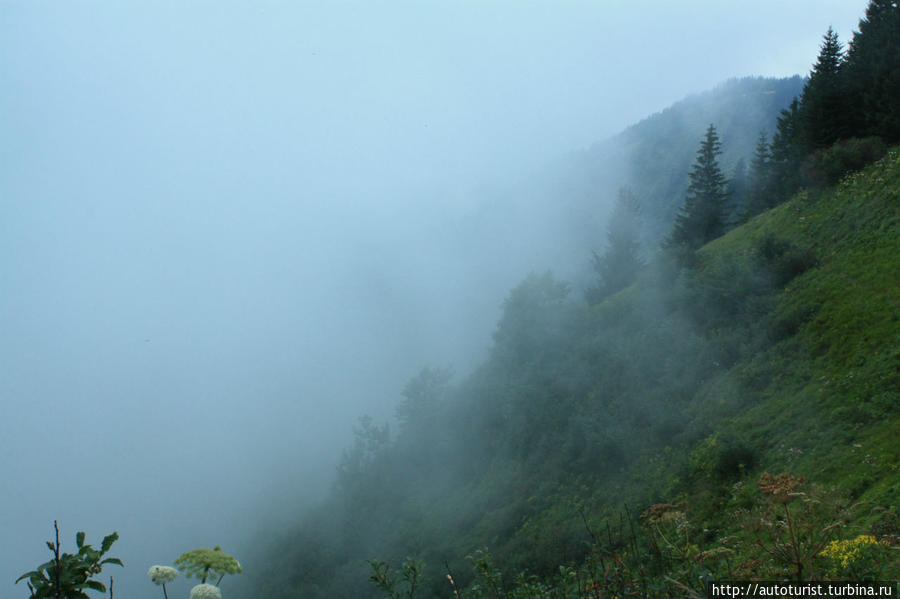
[844,0,900,142]
[742,130,773,220]
[667,124,729,250]
[799,27,849,150]
[769,98,803,201]
[726,156,748,227]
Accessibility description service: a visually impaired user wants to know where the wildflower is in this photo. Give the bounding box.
[758,472,804,504]
[694,547,733,562]
[820,535,882,568]
[190,583,223,599]
[148,565,178,585]
[640,503,683,525]
[176,546,242,581]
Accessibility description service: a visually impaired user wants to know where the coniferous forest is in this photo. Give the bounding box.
[9,2,900,599]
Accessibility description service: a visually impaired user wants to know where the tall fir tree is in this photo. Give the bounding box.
[742,130,774,220]
[799,27,850,150]
[587,187,644,302]
[667,124,729,250]
[769,98,804,201]
[843,0,900,142]
[726,156,748,227]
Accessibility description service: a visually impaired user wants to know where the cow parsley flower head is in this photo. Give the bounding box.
[190,583,222,599]
[148,565,178,585]
[176,546,243,580]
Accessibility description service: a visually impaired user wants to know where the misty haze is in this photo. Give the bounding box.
[2,1,898,598]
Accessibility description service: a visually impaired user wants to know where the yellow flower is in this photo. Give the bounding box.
[820,535,880,568]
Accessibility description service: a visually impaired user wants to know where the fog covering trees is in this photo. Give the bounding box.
[564,76,807,249]
[586,187,644,303]
[243,1,900,595]
[741,130,774,220]
[0,1,882,598]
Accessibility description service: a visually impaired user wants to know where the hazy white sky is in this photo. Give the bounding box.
[0,1,869,597]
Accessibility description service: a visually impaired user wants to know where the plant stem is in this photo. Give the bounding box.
[444,561,463,599]
[624,504,640,558]
[53,521,62,599]
[783,503,803,581]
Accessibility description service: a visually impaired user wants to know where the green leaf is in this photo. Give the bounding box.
[76,531,85,548]
[101,557,124,567]
[80,580,106,592]
[36,559,56,572]
[100,532,118,554]
[15,570,40,583]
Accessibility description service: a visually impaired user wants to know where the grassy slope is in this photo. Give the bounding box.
[491,148,900,583]
[698,148,900,505]
[477,148,896,586]
[656,148,898,543]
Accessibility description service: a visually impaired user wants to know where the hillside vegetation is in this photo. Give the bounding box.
[445,76,805,294]
[572,76,805,242]
[243,3,900,596]
[244,149,899,598]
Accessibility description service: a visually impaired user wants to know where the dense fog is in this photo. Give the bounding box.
[0,1,867,597]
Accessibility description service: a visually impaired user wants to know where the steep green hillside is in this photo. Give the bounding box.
[241,7,900,592]
[243,149,899,598]
[688,149,900,506]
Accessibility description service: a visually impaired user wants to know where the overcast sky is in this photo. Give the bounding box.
[0,1,868,597]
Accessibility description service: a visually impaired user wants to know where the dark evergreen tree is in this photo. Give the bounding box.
[666,124,729,250]
[799,27,850,150]
[587,187,644,302]
[844,0,900,142]
[726,156,748,227]
[742,131,774,220]
[769,98,804,200]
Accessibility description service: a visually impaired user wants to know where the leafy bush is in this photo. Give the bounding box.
[753,234,817,287]
[800,137,887,188]
[767,303,817,342]
[16,522,122,599]
[367,557,424,599]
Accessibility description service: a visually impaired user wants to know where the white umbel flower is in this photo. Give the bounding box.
[190,583,222,599]
[148,565,178,585]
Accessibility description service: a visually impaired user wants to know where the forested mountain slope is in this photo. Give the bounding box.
[446,77,805,292]
[555,76,805,248]
[242,147,899,598]
[242,5,900,593]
